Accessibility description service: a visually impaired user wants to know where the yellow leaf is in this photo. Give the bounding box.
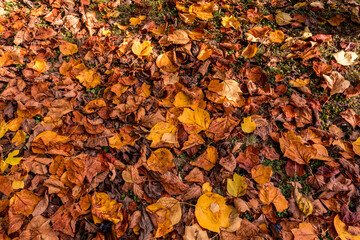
[197,43,213,61]
[91,192,124,224]
[7,118,23,131]
[27,59,49,73]
[334,214,360,240]
[241,44,258,58]
[221,16,240,29]
[195,192,232,233]
[147,197,181,238]
[76,69,101,89]
[289,78,310,88]
[353,137,360,156]
[202,182,213,193]
[0,120,8,139]
[12,180,24,190]
[227,173,247,197]
[108,127,139,150]
[294,186,313,216]
[178,108,210,134]
[269,30,284,43]
[147,148,175,174]
[147,122,178,148]
[131,39,153,57]
[259,184,289,212]
[5,150,23,166]
[156,51,179,72]
[0,160,9,173]
[241,116,256,133]
[59,41,78,56]
[11,130,27,146]
[251,164,273,184]
[189,2,217,20]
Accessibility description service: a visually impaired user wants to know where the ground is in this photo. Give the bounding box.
[0,0,360,239]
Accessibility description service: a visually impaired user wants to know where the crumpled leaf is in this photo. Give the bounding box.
[189,2,217,21]
[156,51,179,72]
[333,51,358,66]
[178,108,210,134]
[147,148,175,173]
[91,192,125,224]
[109,126,139,150]
[227,173,247,197]
[59,41,78,55]
[147,197,181,238]
[291,223,318,240]
[5,150,23,166]
[31,131,70,155]
[279,131,317,165]
[197,43,213,61]
[132,39,153,57]
[323,71,350,96]
[221,16,240,29]
[294,185,313,216]
[76,69,101,89]
[241,116,257,133]
[195,192,232,233]
[251,164,273,184]
[259,184,289,212]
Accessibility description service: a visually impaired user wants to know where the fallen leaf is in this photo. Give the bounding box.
[221,16,240,29]
[294,185,313,216]
[269,30,284,43]
[323,71,350,96]
[191,146,217,171]
[241,44,258,58]
[195,192,232,233]
[178,108,211,134]
[328,15,345,26]
[5,150,23,165]
[59,41,78,55]
[147,148,175,173]
[132,39,153,57]
[241,116,257,133]
[227,173,247,197]
[0,120,8,139]
[276,10,292,25]
[251,164,273,184]
[333,51,358,66]
[76,69,101,89]
[91,192,125,224]
[183,223,209,240]
[291,223,318,240]
[259,184,289,212]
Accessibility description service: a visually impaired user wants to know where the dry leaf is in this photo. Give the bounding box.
[227,173,247,197]
[251,165,273,184]
[147,148,175,173]
[323,71,350,96]
[195,192,232,233]
[241,116,257,133]
[259,184,289,212]
[333,51,358,66]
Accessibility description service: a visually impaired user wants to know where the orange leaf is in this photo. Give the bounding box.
[147,148,175,173]
[76,69,101,89]
[259,184,288,212]
[251,165,273,184]
[91,192,124,224]
[269,30,284,43]
[9,189,41,216]
[191,146,217,171]
[291,223,318,240]
[59,41,78,55]
[241,44,258,58]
